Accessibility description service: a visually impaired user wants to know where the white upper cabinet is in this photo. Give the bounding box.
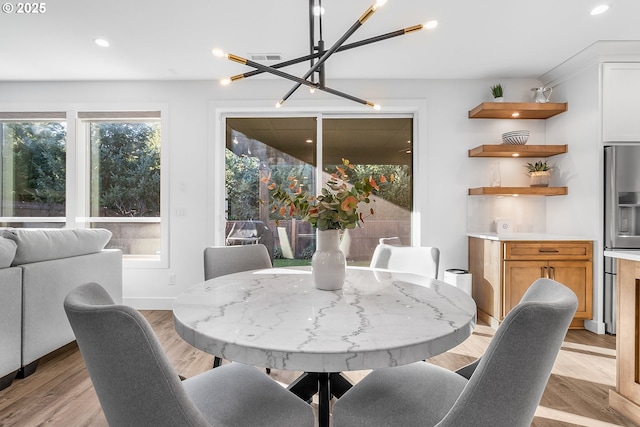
[603,63,640,142]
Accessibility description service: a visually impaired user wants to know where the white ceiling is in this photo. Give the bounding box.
[1,0,639,82]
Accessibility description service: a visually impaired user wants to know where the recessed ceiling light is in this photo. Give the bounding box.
[591,4,609,15]
[94,38,110,48]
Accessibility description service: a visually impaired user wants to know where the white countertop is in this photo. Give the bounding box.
[173,266,477,372]
[604,250,640,262]
[468,232,594,241]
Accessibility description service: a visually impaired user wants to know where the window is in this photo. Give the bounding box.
[0,112,67,228]
[79,112,164,262]
[224,115,413,266]
[0,110,166,266]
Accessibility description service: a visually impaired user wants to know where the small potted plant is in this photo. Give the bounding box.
[490,83,504,102]
[525,160,552,187]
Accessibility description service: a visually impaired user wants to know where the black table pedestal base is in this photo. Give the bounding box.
[287,372,353,427]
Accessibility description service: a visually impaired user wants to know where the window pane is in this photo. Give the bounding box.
[225,117,317,265]
[323,117,413,263]
[87,120,161,257]
[0,121,66,226]
[90,221,161,259]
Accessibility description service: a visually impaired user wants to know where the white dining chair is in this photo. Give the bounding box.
[369,243,440,279]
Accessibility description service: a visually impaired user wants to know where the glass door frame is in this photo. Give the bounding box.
[210,100,426,248]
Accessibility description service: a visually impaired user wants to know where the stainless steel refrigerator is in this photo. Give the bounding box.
[604,145,640,334]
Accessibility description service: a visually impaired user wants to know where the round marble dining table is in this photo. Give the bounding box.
[173,266,476,372]
[173,266,476,426]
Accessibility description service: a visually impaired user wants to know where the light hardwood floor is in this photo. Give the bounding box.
[0,310,634,427]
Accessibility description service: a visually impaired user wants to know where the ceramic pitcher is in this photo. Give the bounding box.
[531,87,552,103]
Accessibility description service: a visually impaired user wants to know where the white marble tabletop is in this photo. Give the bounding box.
[173,266,477,373]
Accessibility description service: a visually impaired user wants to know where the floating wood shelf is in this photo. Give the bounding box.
[468,187,568,196]
[468,144,568,158]
[468,102,568,119]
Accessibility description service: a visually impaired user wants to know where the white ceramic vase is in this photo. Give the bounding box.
[312,229,346,291]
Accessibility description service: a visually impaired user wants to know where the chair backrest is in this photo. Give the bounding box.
[439,278,578,427]
[369,243,440,279]
[64,283,210,427]
[203,244,272,280]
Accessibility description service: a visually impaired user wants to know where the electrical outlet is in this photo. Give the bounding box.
[168,274,176,285]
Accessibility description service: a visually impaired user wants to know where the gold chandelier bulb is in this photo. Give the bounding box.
[220,78,232,86]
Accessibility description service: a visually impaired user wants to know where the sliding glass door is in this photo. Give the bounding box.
[224,115,412,266]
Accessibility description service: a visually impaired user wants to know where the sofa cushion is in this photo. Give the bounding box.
[2,228,112,266]
[0,237,17,268]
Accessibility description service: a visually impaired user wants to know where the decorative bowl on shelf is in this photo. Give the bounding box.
[501,130,530,145]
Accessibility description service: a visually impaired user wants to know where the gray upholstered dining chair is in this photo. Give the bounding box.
[333,278,578,427]
[204,243,272,281]
[64,282,314,427]
[204,244,273,369]
[369,243,440,279]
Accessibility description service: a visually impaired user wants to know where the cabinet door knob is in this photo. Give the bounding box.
[538,249,560,253]
[549,266,555,280]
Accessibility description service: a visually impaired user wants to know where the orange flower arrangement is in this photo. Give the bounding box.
[264,159,393,231]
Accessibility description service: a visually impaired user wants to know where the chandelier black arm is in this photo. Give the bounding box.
[320,86,376,108]
[278,3,382,106]
[228,54,320,90]
[228,53,375,107]
[233,26,416,81]
[309,0,315,70]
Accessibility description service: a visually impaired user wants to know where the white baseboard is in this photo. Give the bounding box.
[123,297,176,310]
[584,320,606,335]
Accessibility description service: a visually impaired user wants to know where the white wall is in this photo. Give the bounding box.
[1,76,578,310]
[544,64,603,332]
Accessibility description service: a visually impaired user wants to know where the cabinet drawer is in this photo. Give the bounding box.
[504,241,592,260]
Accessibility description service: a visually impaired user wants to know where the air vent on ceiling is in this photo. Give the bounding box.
[249,53,282,61]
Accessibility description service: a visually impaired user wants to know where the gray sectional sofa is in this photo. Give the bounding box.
[0,228,122,390]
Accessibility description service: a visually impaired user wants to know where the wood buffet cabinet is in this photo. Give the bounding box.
[469,237,593,329]
[608,256,640,424]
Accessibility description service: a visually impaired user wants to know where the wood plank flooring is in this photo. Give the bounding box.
[0,310,634,427]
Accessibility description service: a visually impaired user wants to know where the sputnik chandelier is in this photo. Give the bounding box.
[213,0,437,110]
